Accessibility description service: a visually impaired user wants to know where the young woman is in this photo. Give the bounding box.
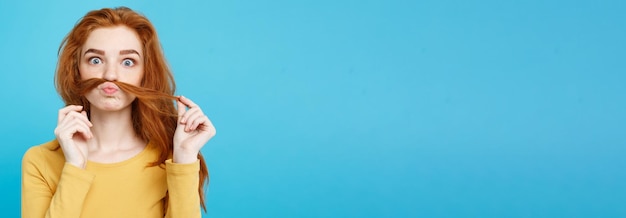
[21,7,215,218]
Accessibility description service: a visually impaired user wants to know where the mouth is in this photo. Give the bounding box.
[100,82,120,95]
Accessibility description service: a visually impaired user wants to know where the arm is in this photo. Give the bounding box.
[164,159,201,218]
[22,147,95,218]
[166,96,215,217]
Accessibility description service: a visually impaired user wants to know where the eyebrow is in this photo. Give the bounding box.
[120,49,141,57]
[84,48,104,56]
[83,48,141,57]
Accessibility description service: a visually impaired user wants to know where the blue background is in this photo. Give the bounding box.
[1,0,625,217]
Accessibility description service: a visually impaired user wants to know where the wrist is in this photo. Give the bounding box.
[173,148,198,164]
[67,159,86,169]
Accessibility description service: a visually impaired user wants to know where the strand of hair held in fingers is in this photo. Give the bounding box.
[78,78,179,116]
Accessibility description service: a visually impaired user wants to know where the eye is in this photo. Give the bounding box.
[89,57,102,64]
[122,59,135,67]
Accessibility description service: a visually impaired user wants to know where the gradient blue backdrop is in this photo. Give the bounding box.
[1,0,625,217]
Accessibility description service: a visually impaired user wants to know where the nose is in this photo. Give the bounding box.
[103,62,118,81]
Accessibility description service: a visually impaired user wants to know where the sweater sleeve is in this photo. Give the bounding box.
[22,147,95,218]
[165,159,201,218]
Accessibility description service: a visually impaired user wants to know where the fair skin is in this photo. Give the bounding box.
[54,26,215,169]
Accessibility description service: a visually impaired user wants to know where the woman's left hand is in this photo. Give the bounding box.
[173,96,216,164]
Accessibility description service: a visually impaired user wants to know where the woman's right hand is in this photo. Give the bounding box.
[54,105,93,169]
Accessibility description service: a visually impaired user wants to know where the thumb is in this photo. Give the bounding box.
[177,97,186,121]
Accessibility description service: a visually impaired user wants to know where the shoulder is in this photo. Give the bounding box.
[22,139,65,166]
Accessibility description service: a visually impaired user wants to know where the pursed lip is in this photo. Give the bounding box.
[100,82,120,95]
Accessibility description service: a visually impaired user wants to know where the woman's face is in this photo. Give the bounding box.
[79,25,144,112]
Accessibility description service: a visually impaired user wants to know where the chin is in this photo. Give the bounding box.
[91,99,133,112]
[99,105,129,111]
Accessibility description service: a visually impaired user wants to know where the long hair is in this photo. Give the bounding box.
[55,7,209,211]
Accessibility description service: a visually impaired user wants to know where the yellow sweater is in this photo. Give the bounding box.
[21,140,202,218]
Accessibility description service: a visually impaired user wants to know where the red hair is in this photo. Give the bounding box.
[55,7,209,211]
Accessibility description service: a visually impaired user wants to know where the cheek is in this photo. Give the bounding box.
[82,89,99,104]
[78,65,96,80]
[127,67,144,86]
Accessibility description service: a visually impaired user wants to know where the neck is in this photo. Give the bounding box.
[88,106,145,151]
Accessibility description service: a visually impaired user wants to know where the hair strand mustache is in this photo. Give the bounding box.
[78,78,178,117]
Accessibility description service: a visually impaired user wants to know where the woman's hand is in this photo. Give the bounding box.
[54,105,93,169]
[173,96,216,164]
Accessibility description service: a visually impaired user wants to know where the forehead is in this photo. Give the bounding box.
[82,26,143,54]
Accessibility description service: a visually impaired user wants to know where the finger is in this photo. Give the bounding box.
[59,119,93,139]
[58,105,84,124]
[181,108,201,131]
[181,107,202,125]
[58,111,83,128]
[68,118,93,138]
[183,109,205,131]
[189,115,210,132]
[199,116,215,131]
[72,125,93,140]
[178,95,198,108]
[60,111,92,128]
[80,111,93,127]
[177,99,186,122]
